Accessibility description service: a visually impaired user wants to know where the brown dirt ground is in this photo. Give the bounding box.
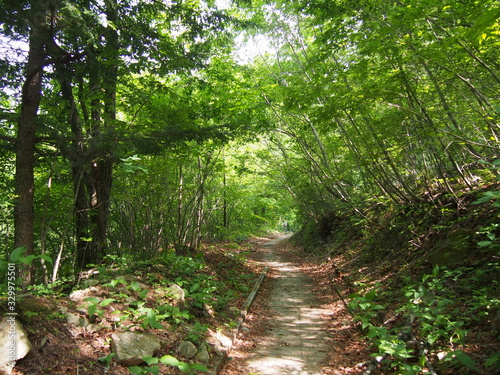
[221,235,370,375]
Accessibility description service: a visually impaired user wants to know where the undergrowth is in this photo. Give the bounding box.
[293,176,499,373]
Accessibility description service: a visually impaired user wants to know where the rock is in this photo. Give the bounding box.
[166,284,186,311]
[69,287,99,301]
[215,331,232,348]
[65,312,89,328]
[195,342,210,363]
[178,340,197,359]
[59,306,68,314]
[81,279,100,287]
[85,324,101,333]
[0,317,33,374]
[111,332,161,366]
[203,303,215,318]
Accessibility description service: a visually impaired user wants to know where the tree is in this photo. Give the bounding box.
[244,0,500,226]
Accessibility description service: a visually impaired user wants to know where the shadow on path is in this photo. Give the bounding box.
[245,234,333,375]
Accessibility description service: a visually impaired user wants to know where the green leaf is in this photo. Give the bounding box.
[142,355,159,365]
[148,318,164,330]
[10,247,26,262]
[478,241,493,247]
[160,355,180,366]
[130,281,142,292]
[448,350,478,370]
[485,352,500,368]
[84,297,100,304]
[100,298,116,306]
[190,363,209,371]
[98,353,115,364]
[128,366,145,375]
[19,254,36,265]
[40,254,53,264]
[177,362,190,372]
[88,304,97,317]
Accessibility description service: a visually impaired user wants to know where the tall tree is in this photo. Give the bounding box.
[11,0,47,286]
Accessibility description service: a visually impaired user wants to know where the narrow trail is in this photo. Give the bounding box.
[243,234,333,375]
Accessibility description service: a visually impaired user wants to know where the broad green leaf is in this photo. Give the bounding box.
[148,365,160,375]
[142,355,159,365]
[19,254,36,265]
[99,298,116,307]
[40,254,53,264]
[130,281,142,292]
[160,355,180,366]
[190,363,209,371]
[128,366,144,375]
[9,247,26,262]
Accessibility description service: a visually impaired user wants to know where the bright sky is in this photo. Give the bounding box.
[215,0,275,64]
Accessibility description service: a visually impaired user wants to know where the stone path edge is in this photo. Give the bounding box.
[210,266,269,375]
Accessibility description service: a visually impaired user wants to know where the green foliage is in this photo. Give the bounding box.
[185,322,209,345]
[10,247,53,267]
[349,265,499,372]
[473,159,500,253]
[128,355,208,375]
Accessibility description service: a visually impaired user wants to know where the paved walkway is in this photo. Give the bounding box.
[245,235,332,375]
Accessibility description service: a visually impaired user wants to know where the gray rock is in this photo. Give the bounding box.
[178,340,197,359]
[85,324,101,333]
[166,284,185,311]
[195,342,210,363]
[65,312,89,328]
[59,306,68,314]
[0,317,33,374]
[111,331,161,365]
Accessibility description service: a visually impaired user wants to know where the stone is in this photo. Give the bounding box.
[166,284,186,311]
[215,331,232,348]
[85,324,101,333]
[65,312,89,328]
[195,342,210,363]
[0,317,33,374]
[111,331,161,366]
[203,303,215,318]
[178,340,197,359]
[59,306,68,314]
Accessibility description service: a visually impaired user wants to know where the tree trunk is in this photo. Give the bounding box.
[14,2,46,287]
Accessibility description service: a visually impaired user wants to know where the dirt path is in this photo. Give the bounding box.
[241,234,334,374]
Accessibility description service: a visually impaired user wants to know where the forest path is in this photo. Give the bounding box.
[243,234,333,375]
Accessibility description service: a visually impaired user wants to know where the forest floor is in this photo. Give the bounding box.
[7,242,265,375]
[5,228,499,374]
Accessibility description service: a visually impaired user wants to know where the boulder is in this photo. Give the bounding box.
[178,340,197,359]
[0,317,33,374]
[195,342,210,363]
[111,331,161,366]
[166,284,186,311]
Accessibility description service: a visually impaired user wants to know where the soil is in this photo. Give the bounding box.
[222,234,370,375]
